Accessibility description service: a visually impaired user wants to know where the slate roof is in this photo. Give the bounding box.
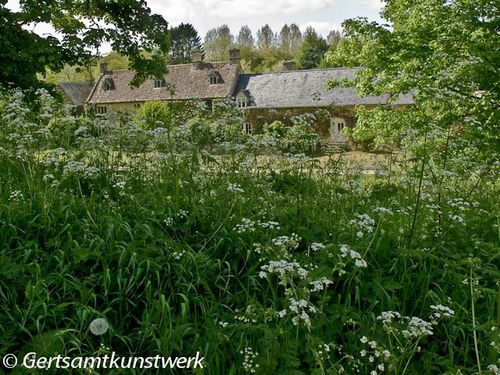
[234,68,414,108]
[87,62,241,104]
[57,82,94,106]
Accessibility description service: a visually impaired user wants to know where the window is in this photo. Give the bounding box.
[330,117,347,142]
[96,106,107,114]
[103,78,114,91]
[237,97,248,108]
[241,123,252,134]
[154,79,164,88]
[209,75,220,85]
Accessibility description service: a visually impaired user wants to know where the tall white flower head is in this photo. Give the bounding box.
[90,318,109,336]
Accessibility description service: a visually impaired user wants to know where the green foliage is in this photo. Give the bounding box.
[264,120,287,138]
[204,25,234,62]
[257,24,277,51]
[0,0,169,89]
[326,2,499,156]
[1,90,498,375]
[297,27,329,69]
[169,23,202,64]
[134,100,201,132]
[284,114,321,153]
[134,100,172,130]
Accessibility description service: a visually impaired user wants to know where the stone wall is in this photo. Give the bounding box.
[241,106,358,140]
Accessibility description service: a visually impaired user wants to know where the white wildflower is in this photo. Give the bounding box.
[402,317,434,338]
[310,242,325,252]
[430,304,455,319]
[227,183,244,193]
[310,277,333,292]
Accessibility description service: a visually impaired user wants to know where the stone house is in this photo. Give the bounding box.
[234,62,413,145]
[86,49,242,114]
[86,49,413,145]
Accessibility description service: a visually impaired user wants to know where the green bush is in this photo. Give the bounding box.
[134,100,172,130]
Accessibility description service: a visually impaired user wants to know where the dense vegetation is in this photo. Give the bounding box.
[0,90,498,374]
[0,0,169,88]
[1,0,498,374]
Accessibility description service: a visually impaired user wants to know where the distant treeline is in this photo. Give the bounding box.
[43,23,344,84]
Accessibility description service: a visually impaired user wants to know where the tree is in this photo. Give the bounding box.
[204,25,234,62]
[0,0,169,89]
[326,0,499,156]
[326,30,342,48]
[237,26,254,49]
[289,23,303,56]
[278,24,292,55]
[321,34,364,68]
[168,23,202,64]
[297,27,328,69]
[256,24,276,51]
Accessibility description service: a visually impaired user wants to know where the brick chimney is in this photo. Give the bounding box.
[191,49,204,63]
[229,48,241,64]
[99,63,108,75]
[282,60,296,71]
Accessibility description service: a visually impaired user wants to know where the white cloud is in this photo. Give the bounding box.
[148,0,337,36]
[299,21,341,37]
[5,0,384,52]
[360,0,383,10]
[150,0,335,19]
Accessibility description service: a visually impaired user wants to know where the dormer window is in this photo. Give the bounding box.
[209,75,219,85]
[103,78,115,91]
[235,90,251,108]
[154,79,164,88]
[237,97,248,108]
[209,71,222,85]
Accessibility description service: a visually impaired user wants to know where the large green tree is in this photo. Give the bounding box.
[256,24,276,51]
[326,0,499,155]
[237,25,254,49]
[168,23,202,64]
[297,27,328,69]
[0,0,169,88]
[204,25,234,62]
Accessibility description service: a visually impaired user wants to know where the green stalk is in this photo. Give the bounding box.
[470,266,482,373]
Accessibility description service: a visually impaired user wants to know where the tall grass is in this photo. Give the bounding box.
[0,90,498,374]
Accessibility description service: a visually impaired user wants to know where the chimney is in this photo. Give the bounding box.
[229,48,241,64]
[99,63,108,75]
[191,49,204,63]
[282,60,296,71]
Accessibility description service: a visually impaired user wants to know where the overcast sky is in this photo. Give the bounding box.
[146,0,384,37]
[6,0,384,46]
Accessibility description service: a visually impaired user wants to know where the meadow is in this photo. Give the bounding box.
[0,90,498,374]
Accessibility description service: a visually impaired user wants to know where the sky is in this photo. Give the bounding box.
[5,0,384,48]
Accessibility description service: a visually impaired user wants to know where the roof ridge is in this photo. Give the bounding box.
[258,66,361,75]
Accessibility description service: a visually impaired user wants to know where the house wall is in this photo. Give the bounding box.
[92,102,142,113]
[242,106,358,139]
